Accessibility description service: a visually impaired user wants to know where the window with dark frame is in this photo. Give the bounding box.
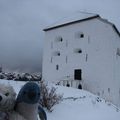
[74,69,82,80]
[75,32,84,39]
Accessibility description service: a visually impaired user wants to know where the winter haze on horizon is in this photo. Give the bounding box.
[0,0,120,73]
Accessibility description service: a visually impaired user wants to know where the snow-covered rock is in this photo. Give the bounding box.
[0,71,41,81]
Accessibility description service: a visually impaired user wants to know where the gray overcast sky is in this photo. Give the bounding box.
[0,0,120,73]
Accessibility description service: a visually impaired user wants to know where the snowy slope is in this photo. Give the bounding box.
[0,80,120,120]
[48,86,120,120]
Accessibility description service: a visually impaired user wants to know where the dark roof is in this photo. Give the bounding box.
[112,24,120,37]
[43,15,99,31]
[43,12,120,37]
[43,12,99,31]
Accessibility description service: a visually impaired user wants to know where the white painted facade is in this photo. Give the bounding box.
[42,13,120,107]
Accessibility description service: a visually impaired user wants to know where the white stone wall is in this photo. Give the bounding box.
[42,18,120,107]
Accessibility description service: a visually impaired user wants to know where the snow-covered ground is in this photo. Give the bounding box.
[0,79,120,120]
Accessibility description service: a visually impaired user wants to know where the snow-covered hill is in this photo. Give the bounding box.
[48,86,120,120]
[0,79,120,120]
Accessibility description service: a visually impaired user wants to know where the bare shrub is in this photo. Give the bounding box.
[39,81,63,112]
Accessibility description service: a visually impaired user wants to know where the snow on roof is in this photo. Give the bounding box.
[43,12,99,31]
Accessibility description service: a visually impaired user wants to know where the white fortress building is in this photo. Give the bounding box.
[42,12,120,107]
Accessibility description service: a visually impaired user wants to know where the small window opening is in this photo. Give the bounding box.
[86,54,88,62]
[56,64,59,70]
[78,49,82,53]
[80,34,84,38]
[66,82,70,87]
[55,36,63,42]
[53,51,60,56]
[75,32,84,39]
[117,48,120,56]
[88,36,90,44]
[78,84,82,89]
[51,57,53,63]
[59,37,63,42]
[108,88,110,93]
[57,52,60,56]
[74,48,82,54]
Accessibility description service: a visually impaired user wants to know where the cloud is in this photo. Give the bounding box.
[0,0,120,73]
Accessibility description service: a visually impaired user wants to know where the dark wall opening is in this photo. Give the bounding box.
[74,69,82,80]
